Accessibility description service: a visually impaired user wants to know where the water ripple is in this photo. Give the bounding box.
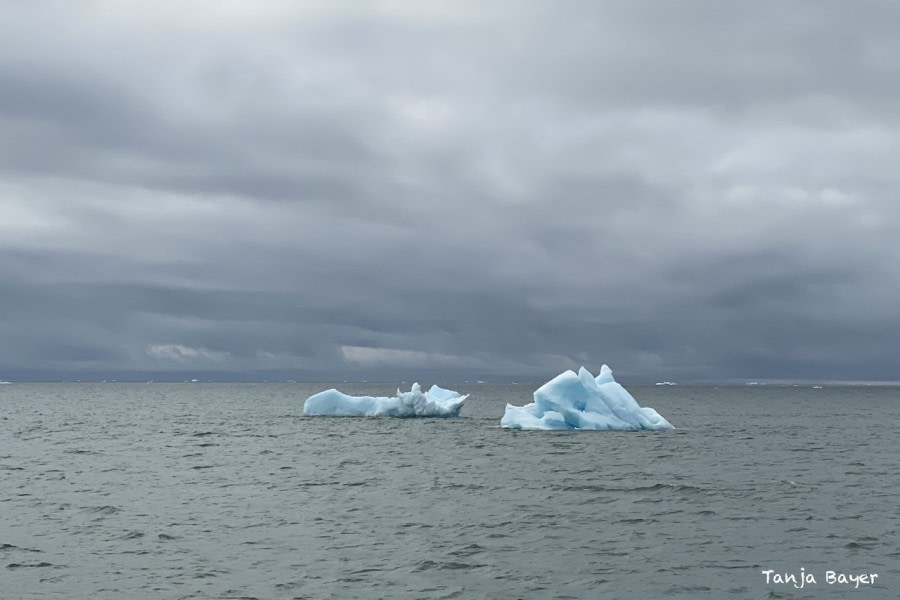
[0,382,897,599]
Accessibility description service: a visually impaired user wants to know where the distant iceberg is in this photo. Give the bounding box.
[303,383,468,418]
[501,365,674,431]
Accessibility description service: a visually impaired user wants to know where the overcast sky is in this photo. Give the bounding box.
[2,1,899,382]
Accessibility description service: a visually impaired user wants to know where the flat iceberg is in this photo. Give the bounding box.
[501,365,674,431]
[303,383,468,418]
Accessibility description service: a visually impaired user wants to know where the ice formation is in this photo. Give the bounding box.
[501,365,674,431]
[303,383,467,418]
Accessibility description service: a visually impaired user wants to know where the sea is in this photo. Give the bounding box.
[1,382,898,600]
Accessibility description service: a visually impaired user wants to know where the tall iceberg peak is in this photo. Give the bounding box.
[500,365,674,431]
[303,383,467,418]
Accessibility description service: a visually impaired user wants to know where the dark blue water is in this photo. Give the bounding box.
[2,382,898,599]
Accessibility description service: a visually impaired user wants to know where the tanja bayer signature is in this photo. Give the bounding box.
[762,567,879,589]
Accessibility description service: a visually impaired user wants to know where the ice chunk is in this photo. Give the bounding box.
[500,365,674,431]
[303,383,467,418]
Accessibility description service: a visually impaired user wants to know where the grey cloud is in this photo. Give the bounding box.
[1,1,899,382]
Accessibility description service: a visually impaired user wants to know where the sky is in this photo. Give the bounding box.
[2,1,899,383]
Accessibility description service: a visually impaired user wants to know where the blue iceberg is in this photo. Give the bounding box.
[303,383,467,418]
[501,365,674,431]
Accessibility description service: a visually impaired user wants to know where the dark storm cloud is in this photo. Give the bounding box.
[1,1,899,381]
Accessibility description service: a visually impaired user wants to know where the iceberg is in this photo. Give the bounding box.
[501,365,674,431]
[303,383,468,418]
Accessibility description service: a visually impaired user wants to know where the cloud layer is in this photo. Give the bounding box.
[2,1,899,381]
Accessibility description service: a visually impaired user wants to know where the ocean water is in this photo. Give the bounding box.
[1,382,898,600]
